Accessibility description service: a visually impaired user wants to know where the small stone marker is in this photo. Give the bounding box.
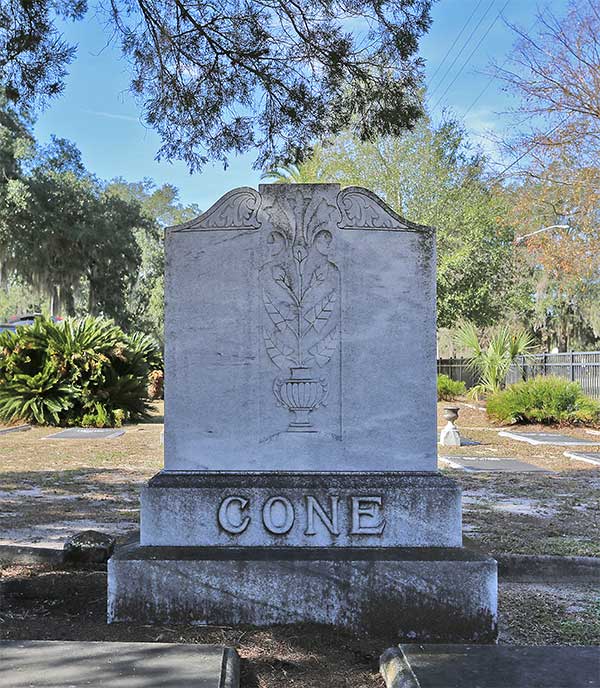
[44,428,125,440]
[381,644,600,688]
[499,430,600,446]
[0,424,31,435]
[439,406,461,446]
[64,530,116,564]
[0,641,239,687]
[440,456,549,472]
[108,184,497,642]
[564,450,600,466]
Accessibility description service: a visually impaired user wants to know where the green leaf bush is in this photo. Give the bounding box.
[486,376,600,426]
[0,316,161,427]
[437,374,466,401]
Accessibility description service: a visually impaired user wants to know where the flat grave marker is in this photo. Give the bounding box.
[563,450,600,466]
[439,456,549,472]
[0,641,238,687]
[44,428,125,440]
[499,430,600,447]
[0,424,31,435]
[391,644,600,688]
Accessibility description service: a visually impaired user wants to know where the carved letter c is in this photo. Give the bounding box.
[218,496,251,534]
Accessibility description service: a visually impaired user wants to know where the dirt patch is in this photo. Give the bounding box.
[455,470,600,556]
[436,401,600,557]
[0,405,163,547]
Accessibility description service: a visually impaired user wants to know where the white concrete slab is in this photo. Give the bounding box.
[564,450,600,466]
[439,456,549,472]
[498,430,600,446]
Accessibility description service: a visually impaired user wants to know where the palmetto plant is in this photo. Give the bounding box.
[454,322,536,400]
[0,316,161,427]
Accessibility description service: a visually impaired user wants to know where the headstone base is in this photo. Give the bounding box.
[107,545,497,642]
[140,471,462,548]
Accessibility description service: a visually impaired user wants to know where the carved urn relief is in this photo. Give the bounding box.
[261,188,340,434]
[273,367,329,432]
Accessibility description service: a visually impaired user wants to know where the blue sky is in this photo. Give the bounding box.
[33,0,569,211]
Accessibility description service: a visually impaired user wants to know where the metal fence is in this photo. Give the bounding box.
[437,351,600,400]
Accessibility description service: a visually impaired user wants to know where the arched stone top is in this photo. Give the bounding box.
[168,184,433,235]
[169,186,262,232]
[336,186,433,233]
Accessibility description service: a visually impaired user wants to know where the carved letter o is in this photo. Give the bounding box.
[262,496,294,535]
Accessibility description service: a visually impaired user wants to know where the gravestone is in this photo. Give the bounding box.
[0,641,238,687]
[45,428,125,440]
[440,456,550,472]
[563,450,600,466]
[108,184,497,641]
[498,430,600,446]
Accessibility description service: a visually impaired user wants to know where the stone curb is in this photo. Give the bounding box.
[0,423,31,435]
[220,647,240,688]
[495,553,600,582]
[380,647,420,688]
[0,544,65,566]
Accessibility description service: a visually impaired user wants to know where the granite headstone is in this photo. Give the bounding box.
[108,184,497,642]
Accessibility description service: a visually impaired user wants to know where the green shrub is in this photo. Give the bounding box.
[0,316,161,427]
[487,376,600,426]
[437,374,466,401]
[454,321,536,399]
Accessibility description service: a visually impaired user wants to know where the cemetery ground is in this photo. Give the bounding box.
[0,402,598,686]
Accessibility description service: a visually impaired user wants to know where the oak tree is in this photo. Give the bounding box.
[0,0,433,170]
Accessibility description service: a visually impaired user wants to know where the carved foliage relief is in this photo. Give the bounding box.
[260,188,341,434]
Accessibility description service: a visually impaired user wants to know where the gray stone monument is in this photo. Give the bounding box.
[108,184,497,641]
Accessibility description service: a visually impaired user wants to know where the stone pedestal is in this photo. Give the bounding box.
[108,545,497,642]
[107,183,497,641]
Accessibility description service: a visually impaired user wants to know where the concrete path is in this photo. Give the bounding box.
[381,644,600,688]
[0,641,239,687]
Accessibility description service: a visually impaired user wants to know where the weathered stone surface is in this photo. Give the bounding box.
[0,641,239,687]
[140,472,462,548]
[164,184,436,472]
[64,530,115,564]
[108,183,497,639]
[383,644,600,688]
[439,422,461,447]
[108,545,498,642]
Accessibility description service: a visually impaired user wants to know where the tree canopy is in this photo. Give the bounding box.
[0,101,196,342]
[0,0,433,170]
